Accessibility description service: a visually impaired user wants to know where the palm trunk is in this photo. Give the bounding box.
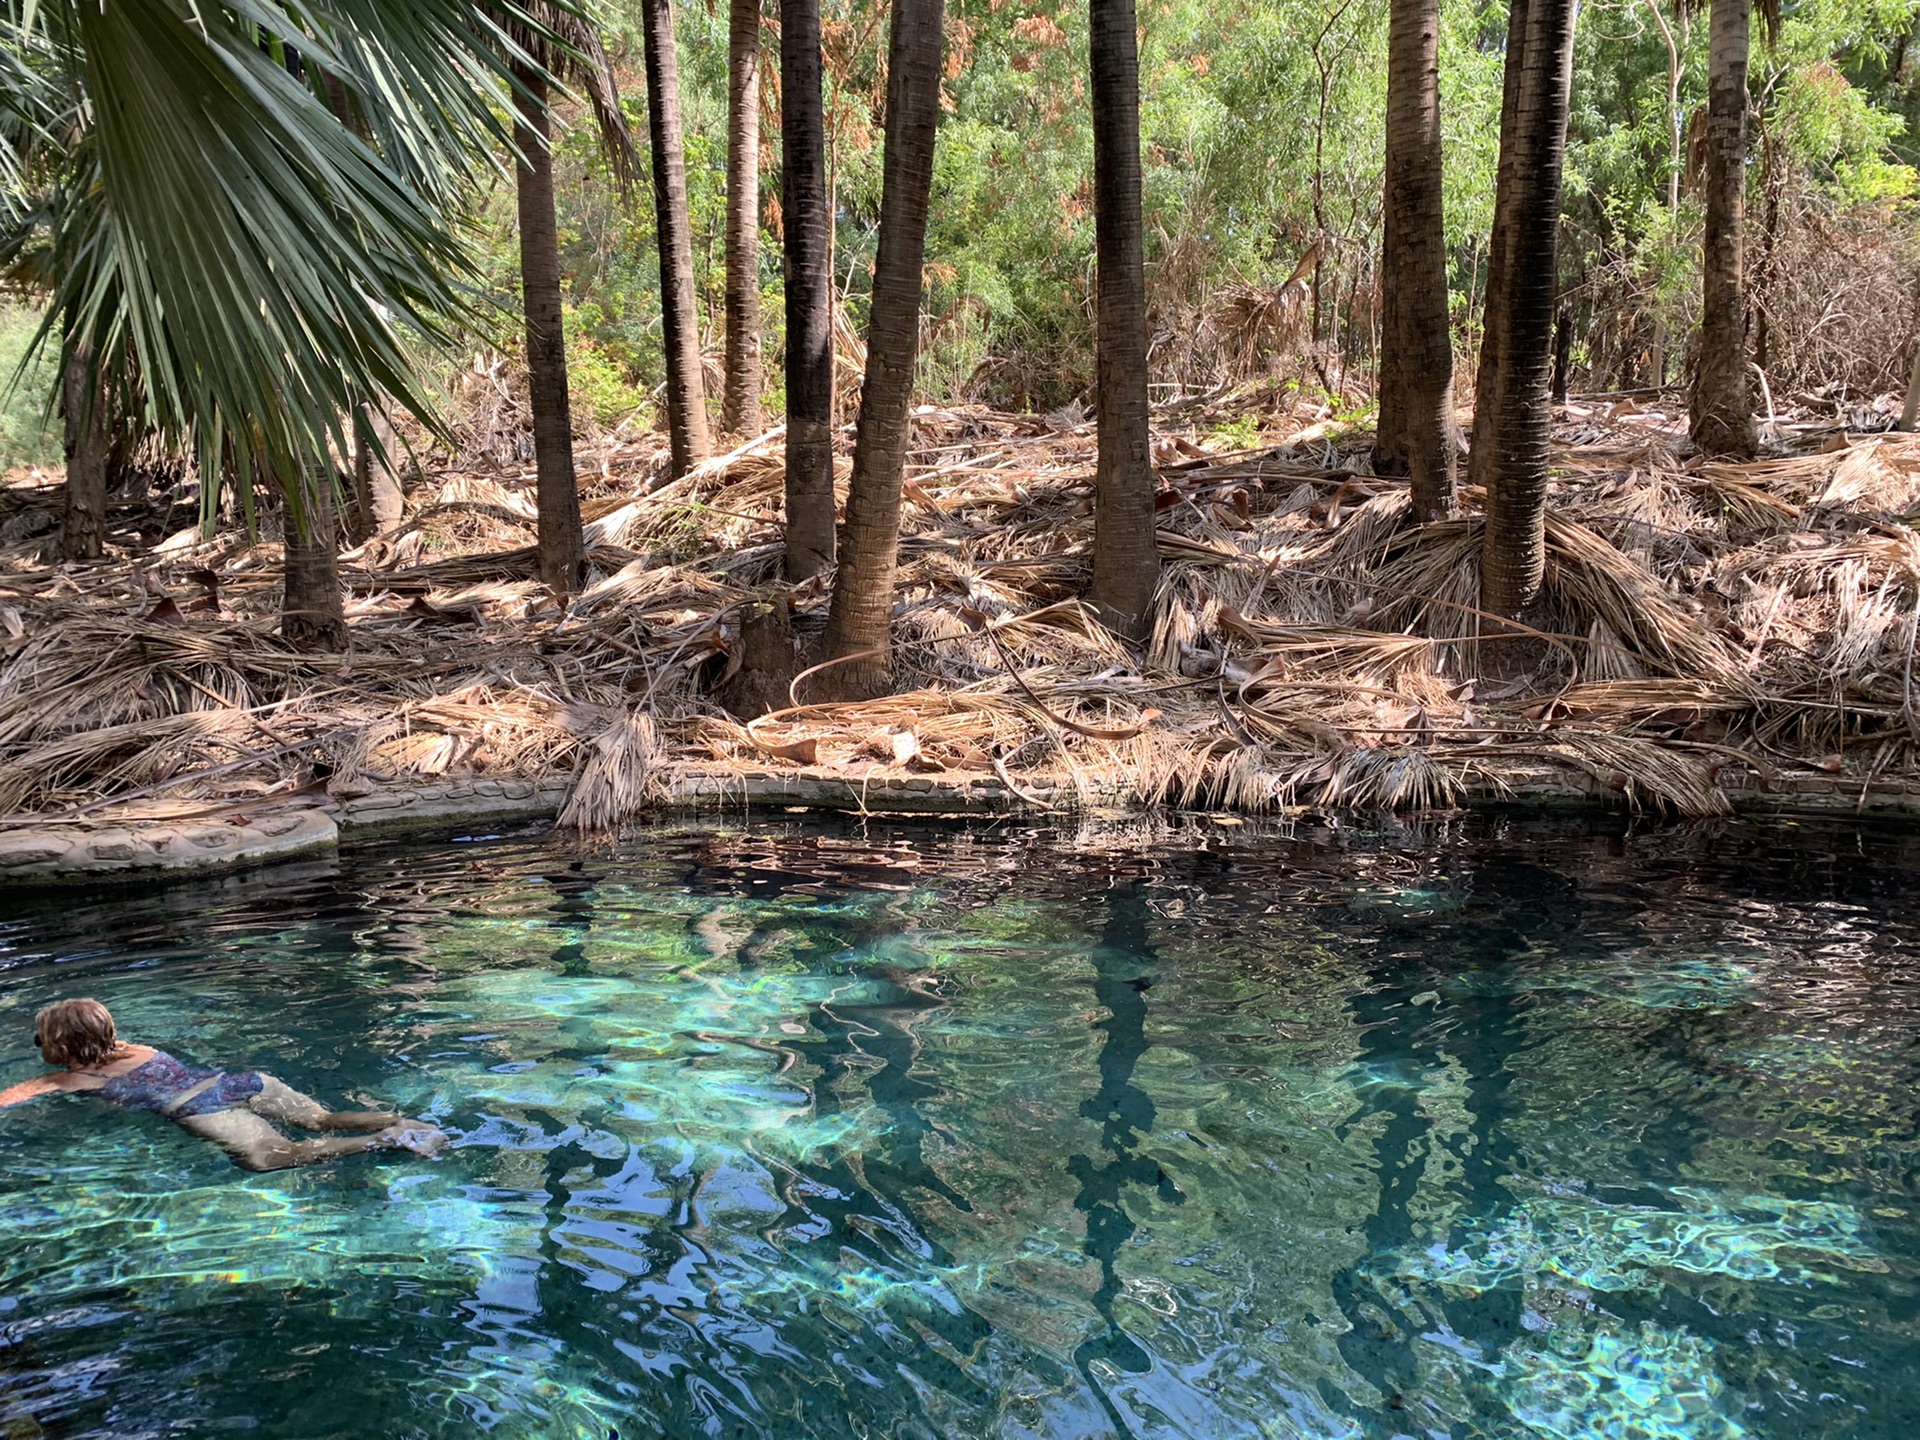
[282,467,348,651]
[351,405,407,540]
[1375,290,1407,477]
[1086,0,1159,637]
[818,0,944,695]
[58,342,109,562]
[1382,0,1456,520]
[1471,0,1577,619]
[1466,0,1529,469]
[513,67,586,596]
[1689,0,1757,457]
[1550,306,1574,403]
[641,0,716,479]
[723,0,766,436]
[782,0,836,578]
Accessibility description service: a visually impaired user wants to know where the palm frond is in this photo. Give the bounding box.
[5,0,587,530]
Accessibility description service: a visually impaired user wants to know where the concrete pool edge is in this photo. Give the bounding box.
[4,762,1920,881]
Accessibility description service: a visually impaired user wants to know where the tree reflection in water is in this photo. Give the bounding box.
[1070,880,1185,1431]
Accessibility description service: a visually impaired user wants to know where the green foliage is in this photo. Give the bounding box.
[1208,413,1263,449]
[0,303,58,469]
[0,0,597,531]
[563,301,654,429]
[469,0,1920,414]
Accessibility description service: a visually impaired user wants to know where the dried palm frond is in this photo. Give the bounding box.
[1488,730,1731,817]
[7,403,1920,830]
[558,710,659,832]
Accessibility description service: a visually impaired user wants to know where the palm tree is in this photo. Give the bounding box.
[639,0,715,479]
[781,0,836,579]
[1085,0,1159,639]
[1378,0,1456,521]
[818,0,945,695]
[1471,0,1577,619]
[512,64,588,594]
[503,17,637,596]
[283,457,349,649]
[6,0,574,647]
[350,405,406,541]
[723,0,765,436]
[57,339,108,561]
[1689,0,1775,458]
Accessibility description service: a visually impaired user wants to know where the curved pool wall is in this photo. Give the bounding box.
[3,813,1920,1438]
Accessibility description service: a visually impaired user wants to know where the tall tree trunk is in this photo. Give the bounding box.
[350,405,406,541]
[1375,287,1407,476]
[723,0,766,436]
[818,0,944,695]
[513,67,587,596]
[1381,0,1457,520]
[1471,0,1577,619]
[1690,0,1758,457]
[283,468,348,651]
[782,0,836,578]
[1086,0,1159,637]
[1466,0,1529,469]
[1550,306,1574,403]
[641,0,716,479]
[58,342,109,562]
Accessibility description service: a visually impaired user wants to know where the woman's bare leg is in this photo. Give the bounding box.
[177,1110,387,1172]
[248,1074,392,1133]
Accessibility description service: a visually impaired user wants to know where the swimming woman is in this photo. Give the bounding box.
[0,998,445,1171]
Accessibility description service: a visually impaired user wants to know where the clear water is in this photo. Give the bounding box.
[3,814,1920,1440]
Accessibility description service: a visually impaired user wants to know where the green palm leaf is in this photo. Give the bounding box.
[2,0,581,532]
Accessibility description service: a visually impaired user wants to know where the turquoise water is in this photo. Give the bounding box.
[3,815,1920,1438]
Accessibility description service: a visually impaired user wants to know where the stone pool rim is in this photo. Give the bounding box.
[3,759,1920,884]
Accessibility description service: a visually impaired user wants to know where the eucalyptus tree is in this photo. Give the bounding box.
[723,0,765,437]
[1470,0,1578,620]
[1689,0,1777,458]
[1085,0,1159,639]
[501,8,637,595]
[819,0,945,695]
[781,0,835,579]
[1376,0,1456,521]
[639,0,714,478]
[1,0,575,647]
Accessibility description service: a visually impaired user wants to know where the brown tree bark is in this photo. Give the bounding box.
[1381,0,1457,520]
[1467,0,1529,470]
[723,0,766,436]
[1471,0,1577,619]
[350,405,407,541]
[282,468,348,651]
[641,0,716,479]
[782,0,836,579]
[1689,0,1759,457]
[818,0,944,695]
[1085,0,1159,637]
[1550,306,1573,404]
[717,598,796,718]
[513,67,587,596]
[58,342,109,562]
[1375,300,1408,477]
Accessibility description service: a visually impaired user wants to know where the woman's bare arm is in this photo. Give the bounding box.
[0,1074,67,1108]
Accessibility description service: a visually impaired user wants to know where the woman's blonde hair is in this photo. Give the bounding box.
[35,998,121,1068]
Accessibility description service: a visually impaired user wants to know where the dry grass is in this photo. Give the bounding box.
[4,392,1919,827]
